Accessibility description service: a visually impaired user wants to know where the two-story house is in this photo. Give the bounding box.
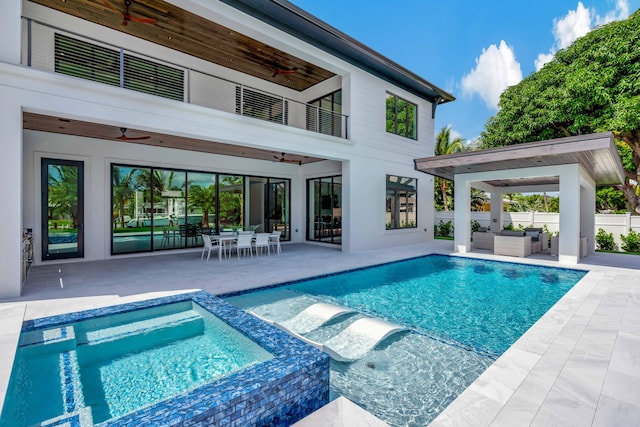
[0,0,453,298]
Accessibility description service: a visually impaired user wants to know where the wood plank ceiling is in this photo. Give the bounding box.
[30,0,336,91]
[23,112,323,164]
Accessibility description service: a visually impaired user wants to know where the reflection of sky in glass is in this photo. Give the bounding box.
[188,172,217,188]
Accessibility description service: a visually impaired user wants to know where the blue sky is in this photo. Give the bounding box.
[290,0,639,144]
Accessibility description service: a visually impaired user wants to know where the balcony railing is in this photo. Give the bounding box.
[23,18,348,139]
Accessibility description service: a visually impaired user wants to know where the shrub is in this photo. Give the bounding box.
[471,220,481,232]
[595,228,615,251]
[620,229,640,253]
[436,220,453,237]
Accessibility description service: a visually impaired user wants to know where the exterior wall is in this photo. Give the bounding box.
[0,0,441,297]
[435,211,640,251]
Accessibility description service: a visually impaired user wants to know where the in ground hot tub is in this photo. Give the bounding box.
[0,291,329,426]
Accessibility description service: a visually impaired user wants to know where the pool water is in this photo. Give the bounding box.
[0,301,273,426]
[225,255,586,426]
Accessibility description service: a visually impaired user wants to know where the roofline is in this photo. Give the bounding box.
[218,0,455,105]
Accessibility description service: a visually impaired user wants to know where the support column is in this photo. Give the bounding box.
[0,0,21,64]
[453,176,471,253]
[489,190,503,232]
[580,167,596,255]
[558,165,580,264]
[0,94,23,298]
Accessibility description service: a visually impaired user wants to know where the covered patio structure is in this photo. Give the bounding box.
[415,132,626,264]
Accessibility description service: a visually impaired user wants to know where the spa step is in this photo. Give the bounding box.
[82,310,203,346]
[76,310,204,365]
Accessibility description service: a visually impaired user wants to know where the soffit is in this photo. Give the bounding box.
[414,133,625,187]
[23,112,323,164]
[29,0,335,91]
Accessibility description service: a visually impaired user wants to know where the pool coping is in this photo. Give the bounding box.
[2,242,639,426]
[7,291,330,426]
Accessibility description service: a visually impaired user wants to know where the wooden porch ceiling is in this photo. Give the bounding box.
[23,112,323,164]
[29,0,336,91]
[415,133,625,187]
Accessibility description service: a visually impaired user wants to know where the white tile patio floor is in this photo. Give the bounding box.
[1,241,639,426]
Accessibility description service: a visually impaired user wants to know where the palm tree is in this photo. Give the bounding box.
[188,184,216,226]
[112,166,136,228]
[48,165,79,228]
[435,126,464,211]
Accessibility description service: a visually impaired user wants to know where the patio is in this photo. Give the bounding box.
[1,241,639,426]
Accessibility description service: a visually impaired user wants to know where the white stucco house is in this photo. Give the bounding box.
[0,0,455,298]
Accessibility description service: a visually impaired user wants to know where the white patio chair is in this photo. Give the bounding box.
[269,230,282,255]
[219,231,235,258]
[254,233,271,256]
[234,233,253,258]
[201,234,220,262]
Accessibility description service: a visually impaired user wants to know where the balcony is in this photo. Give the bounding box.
[22,19,348,139]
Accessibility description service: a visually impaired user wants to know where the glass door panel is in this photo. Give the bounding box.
[307,176,341,244]
[154,169,188,248]
[111,166,151,254]
[267,179,289,239]
[42,158,84,260]
[188,172,217,236]
[219,175,244,231]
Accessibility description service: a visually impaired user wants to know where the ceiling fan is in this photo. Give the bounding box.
[263,61,298,78]
[109,127,151,141]
[273,152,301,165]
[101,0,157,26]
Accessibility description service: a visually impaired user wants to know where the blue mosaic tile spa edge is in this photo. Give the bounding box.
[21,291,330,427]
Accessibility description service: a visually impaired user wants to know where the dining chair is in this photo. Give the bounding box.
[269,230,282,255]
[235,233,253,258]
[254,233,271,256]
[201,234,220,262]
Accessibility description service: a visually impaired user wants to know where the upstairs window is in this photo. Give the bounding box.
[386,175,417,229]
[236,87,288,125]
[386,93,417,140]
[307,90,342,137]
[54,33,184,101]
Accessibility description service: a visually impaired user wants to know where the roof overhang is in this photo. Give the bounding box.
[414,132,625,188]
[219,0,455,105]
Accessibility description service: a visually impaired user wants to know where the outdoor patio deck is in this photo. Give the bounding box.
[1,241,639,426]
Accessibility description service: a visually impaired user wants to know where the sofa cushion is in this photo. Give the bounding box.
[500,230,525,237]
[525,230,540,241]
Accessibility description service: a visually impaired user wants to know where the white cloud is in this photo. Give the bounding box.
[534,0,630,70]
[596,0,630,25]
[534,52,555,71]
[461,40,522,110]
[554,2,592,49]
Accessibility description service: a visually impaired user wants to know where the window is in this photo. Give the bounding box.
[385,93,417,139]
[111,164,290,254]
[236,87,288,124]
[55,34,184,101]
[307,90,342,137]
[386,175,417,229]
[307,176,342,244]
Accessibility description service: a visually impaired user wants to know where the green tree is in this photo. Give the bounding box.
[112,166,136,228]
[481,10,640,212]
[188,184,216,226]
[48,165,78,228]
[596,186,627,212]
[435,126,464,211]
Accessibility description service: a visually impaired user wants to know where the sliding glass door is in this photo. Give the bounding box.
[307,176,342,244]
[42,158,84,260]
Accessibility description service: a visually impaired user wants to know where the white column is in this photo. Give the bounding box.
[0,94,23,298]
[580,167,596,255]
[558,165,580,264]
[453,176,471,253]
[0,0,21,64]
[489,191,503,232]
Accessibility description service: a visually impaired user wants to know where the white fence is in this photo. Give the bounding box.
[434,211,640,250]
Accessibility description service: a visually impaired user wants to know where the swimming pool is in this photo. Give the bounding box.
[0,291,329,427]
[224,254,586,426]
